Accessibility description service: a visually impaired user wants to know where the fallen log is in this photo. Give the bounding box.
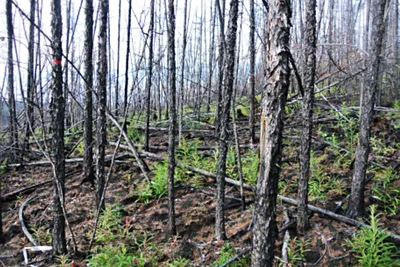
[278,195,400,244]
[7,153,133,168]
[2,179,52,201]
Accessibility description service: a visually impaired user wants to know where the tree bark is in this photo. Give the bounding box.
[249,0,256,146]
[297,0,316,234]
[348,0,387,218]
[167,0,177,235]
[6,0,18,161]
[178,0,189,145]
[144,0,155,151]
[50,0,66,255]
[95,0,109,210]
[251,0,292,265]
[83,0,94,184]
[114,0,122,117]
[214,0,226,136]
[123,0,132,131]
[215,0,239,241]
[25,0,36,149]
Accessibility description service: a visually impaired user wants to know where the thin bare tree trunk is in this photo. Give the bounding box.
[215,0,239,241]
[348,0,387,218]
[123,0,132,131]
[178,0,189,145]
[144,0,155,151]
[25,0,36,150]
[297,0,316,234]
[167,0,177,235]
[251,0,292,265]
[249,0,256,146]
[114,0,121,117]
[6,0,18,161]
[95,0,109,210]
[50,0,66,255]
[206,2,215,114]
[83,0,94,184]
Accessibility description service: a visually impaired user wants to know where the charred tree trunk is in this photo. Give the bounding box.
[144,0,155,151]
[215,0,239,241]
[348,0,387,218]
[25,0,36,149]
[64,0,72,128]
[6,0,18,161]
[50,0,66,255]
[83,0,94,184]
[249,0,256,146]
[95,0,109,210]
[178,0,189,144]
[214,0,226,136]
[123,0,132,131]
[167,0,177,235]
[297,0,316,234]
[206,3,216,114]
[251,0,291,265]
[115,0,122,117]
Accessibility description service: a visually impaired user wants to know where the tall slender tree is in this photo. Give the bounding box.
[251,0,292,265]
[115,0,122,116]
[25,0,36,148]
[348,0,387,218]
[144,0,156,152]
[214,0,226,136]
[297,0,317,234]
[249,0,256,146]
[123,0,132,131]
[167,0,177,235]
[50,0,66,255]
[178,0,189,144]
[95,0,109,210]
[6,0,18,160]
[215,0,239,241]
[83,0,94,184]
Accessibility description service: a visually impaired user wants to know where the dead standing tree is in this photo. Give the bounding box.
[251,0,292,265]
[6,0,18,160]
[95,0,109,210]
[50,0,67,255]
[348,0,388,218]
[297,0,317,234]
[83,0,94,184]
[167,0,177,235]
[215,0,239,241]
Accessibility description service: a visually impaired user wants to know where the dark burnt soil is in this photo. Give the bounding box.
[0,113,399,266]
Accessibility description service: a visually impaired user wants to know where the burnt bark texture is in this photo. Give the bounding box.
[144,0,155,152]
[348,0,387,218]
[251,0,291,265]
[214,0,226,136]
[50,0,66,255]
[178,0,188,144]
[115,0,122,116]
[249,0,256,145]
[6,0,18,160]
[83,0,94,184]
[215,0,239,241]
[123,0,132,130]
[167,0,177,235]
[25,0,36,147]
[95,0,109,210]
[297,0,316,234]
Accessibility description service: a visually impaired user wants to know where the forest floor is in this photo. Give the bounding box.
[0,102,400,266]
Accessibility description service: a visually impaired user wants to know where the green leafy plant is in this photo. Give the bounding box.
[87,245,135,267]
[242,149,259,185]
[371,169,400,215]
[55,254,72,267]
[212,244,249,267]
[31,224,52,245]
[347,205,400,266]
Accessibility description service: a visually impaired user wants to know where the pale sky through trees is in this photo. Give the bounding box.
[0,0,207,100]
